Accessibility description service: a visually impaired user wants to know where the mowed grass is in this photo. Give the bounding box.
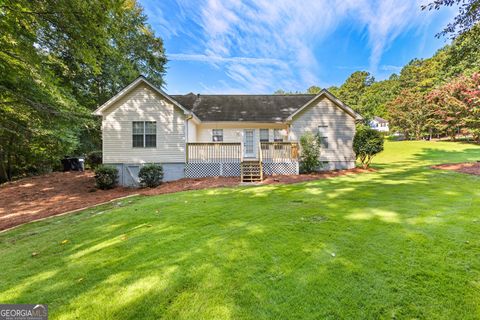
[1,141,480,319]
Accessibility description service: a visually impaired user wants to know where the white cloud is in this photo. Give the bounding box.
[168,53,288,68]
[150,0,449,92]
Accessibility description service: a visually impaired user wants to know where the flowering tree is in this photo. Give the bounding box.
[428,73,480,142]
[463,73,480,142]
[388,89,433,140]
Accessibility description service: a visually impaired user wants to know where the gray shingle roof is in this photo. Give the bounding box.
[171,93,316,122]
[373,116,388,123]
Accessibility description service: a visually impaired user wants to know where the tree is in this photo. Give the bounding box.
[387,90,434,140]
[335,71,375,113]
[327,86,340,97]
[353,125,384,169]
[0,0,167,182]
[306,86,321,94]
[422,0,480,38]
[428,78,469,140]
[462,73,480,142]
[443,24,480,76]
[358,74,401,120]
[398,53,447,92]
[429,73,480,141]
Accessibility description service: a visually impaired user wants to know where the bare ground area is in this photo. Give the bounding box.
[0,168,368,231]
[432,162,480,175]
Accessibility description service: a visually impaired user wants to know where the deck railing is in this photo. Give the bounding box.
[186,143,242,163]
[260,142,299,162]
[186,142,299,163]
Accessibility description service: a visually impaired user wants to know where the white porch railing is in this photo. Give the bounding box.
[186,143,242,163]
[260,142,299,162]
[186,142,299,163]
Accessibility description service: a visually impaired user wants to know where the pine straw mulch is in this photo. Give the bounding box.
[432,162,480,176]
[0,167,370,231]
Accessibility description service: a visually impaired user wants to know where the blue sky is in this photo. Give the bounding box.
[139,0,456,94]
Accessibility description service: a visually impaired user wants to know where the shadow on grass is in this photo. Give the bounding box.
[1,145,480,319]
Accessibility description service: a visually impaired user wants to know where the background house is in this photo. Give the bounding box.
[370,116,389,132]
[94,76,362,186]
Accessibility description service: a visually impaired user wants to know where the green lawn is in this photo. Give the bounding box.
[1,141,480,319]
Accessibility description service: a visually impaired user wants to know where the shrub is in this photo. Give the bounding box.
[353,125,384,168]
[138,163,163,188]
[94,165,118,189]
[299,132,321,173]
[86,151,102,169]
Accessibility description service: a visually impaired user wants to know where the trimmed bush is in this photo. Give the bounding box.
[299,132,321,173]
[138,163,163,188]
[353,125,384,168]
[94,165,118,189]
[86,151,102,169]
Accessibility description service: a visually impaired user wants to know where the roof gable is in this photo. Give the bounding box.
[286,89,363,121]
[93,76,193,117]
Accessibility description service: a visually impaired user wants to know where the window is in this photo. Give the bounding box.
[260,129,269,142]
[273,129,283,142]
[260,129,269,150]
[318,125,328,149]
[132,121,156,148]
[212,129,223,142]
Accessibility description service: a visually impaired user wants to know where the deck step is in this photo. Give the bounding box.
[241,160,263,183]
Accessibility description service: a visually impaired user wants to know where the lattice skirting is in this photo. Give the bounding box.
[263,161,299,176]
[185,163,241,178]
[186,161,299,178]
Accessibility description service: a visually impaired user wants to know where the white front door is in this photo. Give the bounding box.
[243,129,256,158]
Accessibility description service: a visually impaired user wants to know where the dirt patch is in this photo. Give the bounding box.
[0,167,369,231]
[432,162,480,176]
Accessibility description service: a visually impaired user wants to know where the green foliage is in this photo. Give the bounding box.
[0,0,166,182]
[299,132,321,173]
[422,0,480,38]
[94,165,118,190]
[387,90,434,140]
[85,151,103,170]
[359,75,401,120]
[138,164,164,188]
[443,24,480,76]
[306,86,321,94]
[353,125,384,168]
[335,71,375,111]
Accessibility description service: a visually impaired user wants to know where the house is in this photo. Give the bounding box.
[369,116,389,132]
[93,76,362,186]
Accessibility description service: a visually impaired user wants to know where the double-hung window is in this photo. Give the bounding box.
[212,129,223,142]
[132,121,156,148]
[318,125,328,149]
[260,129,269,150]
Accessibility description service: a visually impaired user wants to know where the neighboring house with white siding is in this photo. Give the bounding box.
[369,116,389,132]
[94,76,362,186]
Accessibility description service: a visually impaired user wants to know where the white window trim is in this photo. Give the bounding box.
[132,121,157,148]
[212,129,223,142]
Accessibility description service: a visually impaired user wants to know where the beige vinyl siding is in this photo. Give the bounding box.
[187,120,197,142]
[290,96,356,161]
[196,123,287,143]
[102,83,186,163]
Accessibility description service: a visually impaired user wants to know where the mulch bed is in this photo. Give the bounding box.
[0,167,369,231]
[432,162,480,176]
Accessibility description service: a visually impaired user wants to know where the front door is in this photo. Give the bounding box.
[243,129,256,158]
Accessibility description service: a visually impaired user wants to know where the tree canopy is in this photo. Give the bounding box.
[0,0,167,182]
